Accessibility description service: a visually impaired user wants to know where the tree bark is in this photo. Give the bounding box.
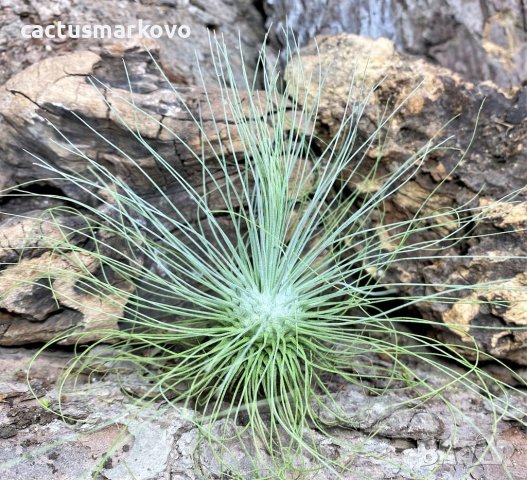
[0,44,268,344]
[285,33,527,363]
[1,347,526,479]
[265,0,527,88]
[1,0,264,87]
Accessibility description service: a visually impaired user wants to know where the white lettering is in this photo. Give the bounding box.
[178,25,191,38]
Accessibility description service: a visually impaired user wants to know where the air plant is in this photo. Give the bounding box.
[2,33,527,478]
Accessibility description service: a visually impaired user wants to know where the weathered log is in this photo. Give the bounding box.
[0,46,234,343]
[0,0,264,86]
[265,0,527,88]
[1,33,527,361]
[285,33,527,363]
[0,206,141,344]
[0,45,290,345]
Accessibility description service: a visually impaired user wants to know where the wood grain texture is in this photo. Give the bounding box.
[264,0,527,88]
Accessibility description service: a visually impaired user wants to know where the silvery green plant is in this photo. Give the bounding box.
[3,33,527,477]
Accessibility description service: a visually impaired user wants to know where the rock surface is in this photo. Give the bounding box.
[285,33,527,364]
[265,0,527,88]
[1,347,526,479]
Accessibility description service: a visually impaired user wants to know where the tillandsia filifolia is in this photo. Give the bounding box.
[1,32,527,478]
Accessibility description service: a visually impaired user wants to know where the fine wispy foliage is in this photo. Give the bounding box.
[2,34,527,478]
